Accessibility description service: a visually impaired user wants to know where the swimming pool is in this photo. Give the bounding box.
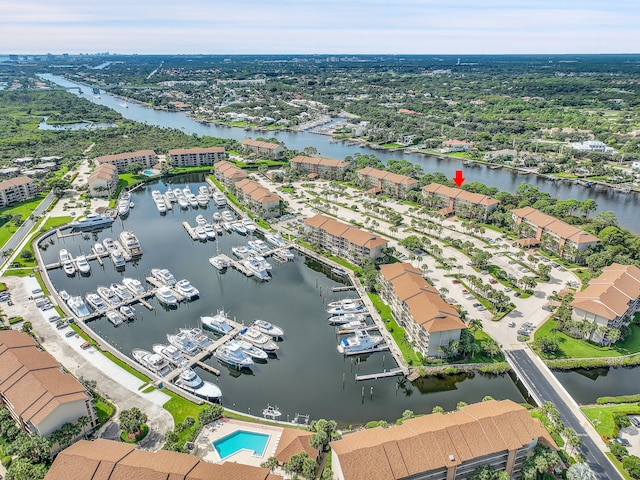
[143,170,155,176]
[213,430,270,459]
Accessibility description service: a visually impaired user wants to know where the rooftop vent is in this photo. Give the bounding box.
[449,454,455,462]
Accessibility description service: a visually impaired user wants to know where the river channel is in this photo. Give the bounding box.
[42,176,525,426]
[40,73,640,233]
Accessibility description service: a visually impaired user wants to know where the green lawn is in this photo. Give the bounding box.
[0,194,48,249]
[534,320,640,359]
[582,404,640,439]
[95,399,115,425]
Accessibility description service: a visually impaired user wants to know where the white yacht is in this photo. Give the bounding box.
[119,305,136,320]
[250,255,272,271]
[110,283,133,301]
[208,255,229,271]
[252,319,284,338]
[97,286,120,306]
[222,222,234,232]
[103,238,117,253]
[212,192,227,207]
[155,198,167,213]
[179,328,213,349]
[265,233,287,248]
[165,189,176,202]
[155,286,178,306]
[119,231,143,256]
[203,224,216,239]
[194,226,207,241]
[152,190,163,201]
[177,196,189,209]
[63,261,76,276]
[221,209,234,222]
[248,239,270,254]
[214,343,254,369]
[93,242,106,255]
[327,298,363,308]
[175,279,199,299]
[227,339,268,361]
[68,296,91,317]
[336,319,368,334]
[187,193,199,208]
[201,311,234,335]
[153,343,188,367]
[231,246,251,259]
[117,198,130,217]
[195,214,207,226]
[243,258,271,281]
[151,268,176,286]
[238,327,279,353]
[175,367,222,400]
[106,310,124,327]
[242,218,257,233]
[196,194,209,207]
[122,277,145,296]
[167,332,200,356]
[59,248,72,262]
[58,290,70,302]
[70,213,114,231]
[85,292,107,312]
[198,185,210,197]
[327,302,368,316]
[233,222,248,235]
[328,313,368,325]
[75,256,91,275]
[111,249,126,268]
[212,212,222,222]
[337,330,385,354]
[132,348,173,377]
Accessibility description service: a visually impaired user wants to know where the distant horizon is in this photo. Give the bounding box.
[4,0,639,55]
[3,52,640,57]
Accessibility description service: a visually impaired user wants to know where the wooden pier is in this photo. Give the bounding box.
[341,344,390,356]
[183,221,198,240]
[332,286,356,292]
[80,289,156,322]
[218,254,253,277]
[145,276,185,303]
[355,367,405,381]
[45,250,110,270]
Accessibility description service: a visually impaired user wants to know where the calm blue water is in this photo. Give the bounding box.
[213,430,270,459]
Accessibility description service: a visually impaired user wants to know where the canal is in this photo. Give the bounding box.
[39,73,640,233]
[42,176,525,426]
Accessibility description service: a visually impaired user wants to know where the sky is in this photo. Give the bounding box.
[3,0,640,55]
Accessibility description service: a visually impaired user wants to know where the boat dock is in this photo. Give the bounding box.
[331,285,356,292]
[182,222,198,240]
[218,254,254,277]
[355,367,405,381]
[45,251,109,270]
[341,344,390,356]
[145,276,185,303]
[80,289,155,322]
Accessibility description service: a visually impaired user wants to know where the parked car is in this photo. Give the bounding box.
[508,321,516,327]
[514,292,522,297]
[81,341,92,349]
[489,279,498,284]
[613,437,630,446]
[65,330,76,338]
[472,303,482,308]
[504,287,512,292]
[629,416,640,428]
[452,279,461,284]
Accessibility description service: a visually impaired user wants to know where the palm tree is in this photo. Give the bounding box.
[566,463,597,480]
[468,319,483,333]
[77,415,91,439]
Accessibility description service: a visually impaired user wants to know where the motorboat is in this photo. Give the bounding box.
[198,185,210,197]
[59,248,71,263]
[182,186,193,198]
[173,187,183,198]
[122,277,145,296]
[153,343,188,367]
[110,283,133,301]
[328,313,368,325]
[68,296,91,317]
[208,255,229,271]
[58,290,70,302]
[132,348,173,377]
[152,190,162,201]
[117,198,130,217]
[70,213,114,231]
[214,343,254,369]
[232,245,251,259]
[262,405,282,419]
[194,226,207,241]
[212,192,227,207]
[221,210,235,222]
[151,268,176,286]
[250,255,272,271]
[62,261,75,276]
[155,199,167,213]
[274,248,295,261]
[201,311,234,335]
[195,214,207,226]
[179,328,213,349]
[327,303,368,316]
[155,286,178,306]
[233,222,248,235]
[187,193,199,208]
[97,285,120,306]
[238,327,279,353]
[227,339,268,361]
[336,319,368,334]
[243,258,271,281]
[252,319,284,338]
[196,194,209,207]
[103,237,117,253]
[337,330,385,354]
[214,223,224,235]
[111,249,126,268]
[175,367,223,401]
[248,239,270,254]
[203,224,216,239]
[119,305,136,320]
[106,310,124,327]
[119,231,142,255]
[175,279,199,299]
[223,222,234,232]
[75,256,91,275]
[167,332,200,356]
[212,212,222,222]
[85,292,107,312]
[241,218,257,233]
[177,196,189,209]
[264,233,287,248]
[93,242,106,255]
[165,189,176,202]
[327,298,363,308]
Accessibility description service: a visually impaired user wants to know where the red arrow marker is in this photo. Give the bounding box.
[453,170,465,187]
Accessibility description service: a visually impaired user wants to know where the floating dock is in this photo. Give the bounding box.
[355,367,405,381]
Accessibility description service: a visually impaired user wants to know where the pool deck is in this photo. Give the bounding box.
[195,419,283,467]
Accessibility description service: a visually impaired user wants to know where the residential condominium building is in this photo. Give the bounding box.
[213,160,248,190]
[357,167,419,198]
[304,214,388,265]
[511,206,599,261]
[168,147,226,167]
[45,438,282,480]
[442,139,472,152]
[241,139,285,160]
[88,163,119,197]
[330,399,556,480]
[0,330,97,438]
[94,150,156,173]
[234,179,282,218]
[422,183,499,220]
[290,155,349,180]
[0,176,37,207]
[571,263,640,343]
[379,263,466,358]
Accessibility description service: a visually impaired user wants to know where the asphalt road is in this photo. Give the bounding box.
[506,350,622,480]
[2,191,55,254]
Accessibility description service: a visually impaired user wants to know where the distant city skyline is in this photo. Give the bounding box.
[3,0,639,55]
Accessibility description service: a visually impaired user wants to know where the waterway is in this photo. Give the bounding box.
[41,175,524,426]
[39,73,640,232]
[555,366,640,405]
